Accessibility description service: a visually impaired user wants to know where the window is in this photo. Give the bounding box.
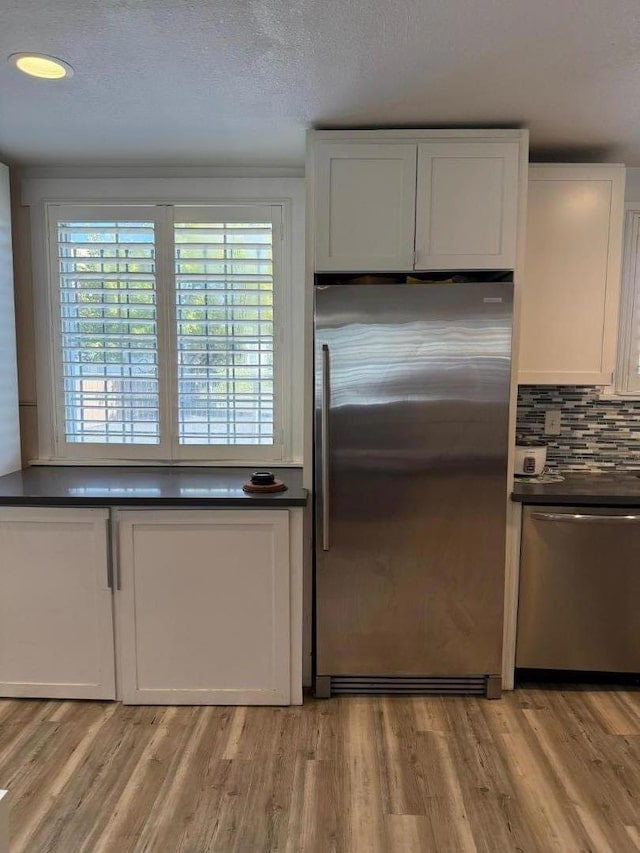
[174,218,275,447]
[48,204,284,461]
[616,209,640,393]
[57,217,160,446]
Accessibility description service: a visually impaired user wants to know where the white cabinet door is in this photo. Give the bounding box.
[0,507,116,699]
[117,510,291,705]
[314,143,417,271]
[519,166,625,385]
[415,142,519,270]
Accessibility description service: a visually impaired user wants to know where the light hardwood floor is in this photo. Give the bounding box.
[0,687,638,852]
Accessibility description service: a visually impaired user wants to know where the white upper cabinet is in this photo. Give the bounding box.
[311,131,526,272]
[519,165,625,385]
[415,142,519,270]
[314,143,417,271]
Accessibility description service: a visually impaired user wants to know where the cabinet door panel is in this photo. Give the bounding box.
[415,142,519,269]
[117,510,290,705]
[315,143,416,271]
[518,166,625,384]
[0,507,115,699]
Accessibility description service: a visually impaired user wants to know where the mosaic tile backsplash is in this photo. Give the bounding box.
[516,386,640,472]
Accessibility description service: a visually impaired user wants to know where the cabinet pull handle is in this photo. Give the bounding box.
[105,517,114,591]
[321,344,330,551]
[531,511,640,523]
[109,512,121,590]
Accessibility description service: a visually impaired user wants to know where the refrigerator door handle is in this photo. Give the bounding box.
[321,343,330,551]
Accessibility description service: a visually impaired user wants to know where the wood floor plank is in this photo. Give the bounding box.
[586,690,640,736]
[291,758,344,853]
[11,705,118,852]
[444,716,540,851]
[222,707,247,759]
[131,706,219,852]
[25,709,167,853]
[625,825,640,849]
[411,695,450,733]
[89,707,179,853]
[343,699,386,853]
[0,688,637,852]
[377,699,425,816]
[385,814,433,851]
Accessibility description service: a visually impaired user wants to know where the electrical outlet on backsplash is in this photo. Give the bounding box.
[516,386,640,472]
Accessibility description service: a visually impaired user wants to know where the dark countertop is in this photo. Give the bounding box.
[0,466,308,508]
[512,472,640,506]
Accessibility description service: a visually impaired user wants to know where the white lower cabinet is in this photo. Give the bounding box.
[115,510,292,705]
[0,505,300,705]
[0,507,116,700]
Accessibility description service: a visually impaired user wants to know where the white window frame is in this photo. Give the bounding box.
[615,206,640,395]
[25,176,303,465]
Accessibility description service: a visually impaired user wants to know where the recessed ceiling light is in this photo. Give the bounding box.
[9,53,73,79]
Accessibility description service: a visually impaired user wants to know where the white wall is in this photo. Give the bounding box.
[14,168,305,464]
[0,165,20,475]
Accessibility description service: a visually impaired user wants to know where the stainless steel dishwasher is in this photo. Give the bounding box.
[516,505,640,672]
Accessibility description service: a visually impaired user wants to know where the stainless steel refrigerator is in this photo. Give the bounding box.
[314,281,513,699]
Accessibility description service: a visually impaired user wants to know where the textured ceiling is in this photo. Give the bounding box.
[1,0,640,166]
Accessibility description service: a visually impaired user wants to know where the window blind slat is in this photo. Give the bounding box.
[56,220,160,445]
[175,221,275,446]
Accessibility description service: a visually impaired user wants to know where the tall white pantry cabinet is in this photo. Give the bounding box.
[0,506,304,706]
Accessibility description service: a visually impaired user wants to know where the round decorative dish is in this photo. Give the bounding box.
[242,480,288,494]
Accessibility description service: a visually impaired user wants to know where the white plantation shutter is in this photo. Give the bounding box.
[54,217,160,446]
[46,202,284,461]
[174,210,279,449]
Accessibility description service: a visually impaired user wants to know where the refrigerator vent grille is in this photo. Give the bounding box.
[329,676,487,696]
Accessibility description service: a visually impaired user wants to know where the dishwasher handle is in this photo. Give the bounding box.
[531,511,640,524]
